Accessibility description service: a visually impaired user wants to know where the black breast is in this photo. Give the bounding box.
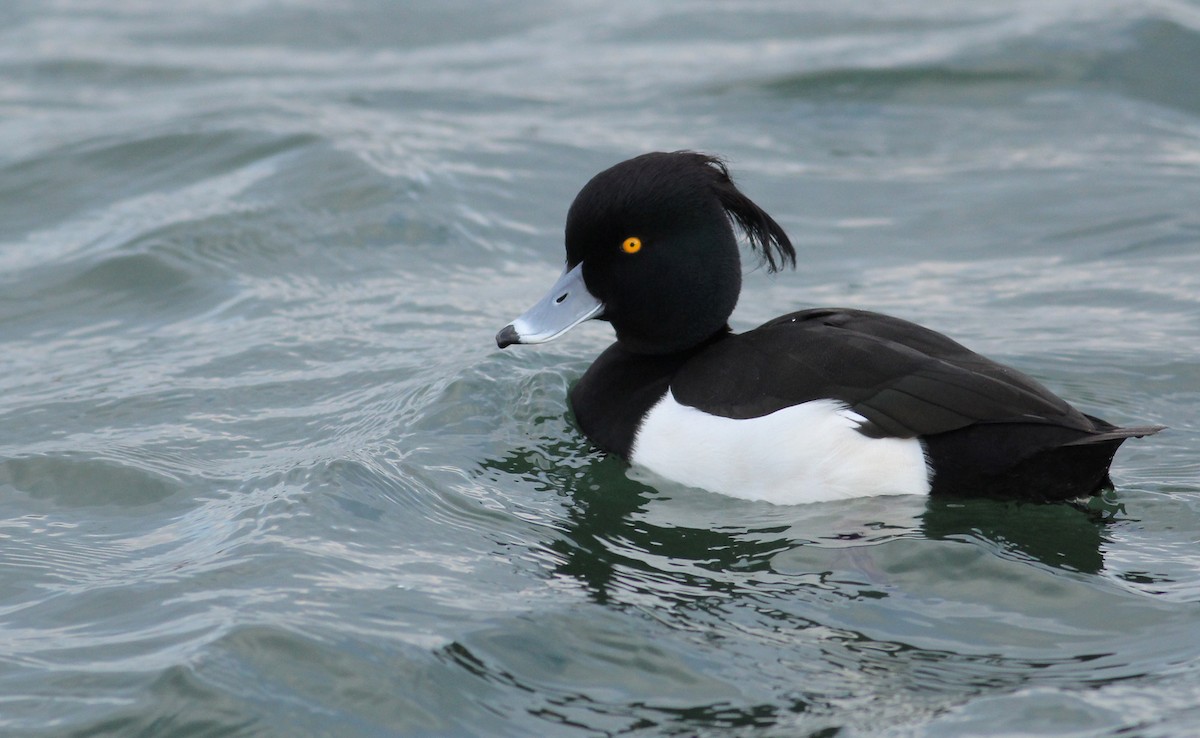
[568,338,720,460]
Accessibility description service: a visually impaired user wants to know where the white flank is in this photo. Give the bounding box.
[630,391,931,504]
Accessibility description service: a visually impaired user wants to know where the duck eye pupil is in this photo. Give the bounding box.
[622,237,642,254]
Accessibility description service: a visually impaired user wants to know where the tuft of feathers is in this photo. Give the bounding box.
[683,152,797,273]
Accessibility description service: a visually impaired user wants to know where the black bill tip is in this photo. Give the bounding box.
[496,324,520,349]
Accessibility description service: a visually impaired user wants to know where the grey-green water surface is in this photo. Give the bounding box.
[2,1,1199,736]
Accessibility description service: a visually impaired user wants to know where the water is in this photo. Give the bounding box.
[1,1,1199,735]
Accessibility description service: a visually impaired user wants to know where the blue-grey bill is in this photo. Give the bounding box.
[496,263,603,348]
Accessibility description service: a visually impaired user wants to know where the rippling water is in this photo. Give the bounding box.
[2,1,1199,736]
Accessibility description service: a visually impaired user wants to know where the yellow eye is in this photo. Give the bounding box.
[622,236,642,254]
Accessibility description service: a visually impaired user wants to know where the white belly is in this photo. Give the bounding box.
[629,391,931,505]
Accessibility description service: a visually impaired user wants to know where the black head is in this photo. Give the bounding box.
[564,152,794,354]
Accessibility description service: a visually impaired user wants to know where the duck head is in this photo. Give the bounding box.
[497,152,795,355]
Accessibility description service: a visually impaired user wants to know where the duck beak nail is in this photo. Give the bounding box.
[496,324,520,349]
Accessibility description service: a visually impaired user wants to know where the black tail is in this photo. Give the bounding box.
[1063,417,1165,447]
[926,419,1163,501]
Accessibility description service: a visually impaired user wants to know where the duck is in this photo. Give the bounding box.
[495,151,1162,504]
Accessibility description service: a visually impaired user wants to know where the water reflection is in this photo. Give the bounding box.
[475,439,1127,734]
[921,496,1113,575]
[481,438,1114,608]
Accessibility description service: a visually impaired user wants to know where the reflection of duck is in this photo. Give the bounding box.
[479,441,1110,605]
[497,152,1162,504]
[921,497,1107,574]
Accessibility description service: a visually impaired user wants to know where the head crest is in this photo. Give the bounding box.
[681,152,796,272]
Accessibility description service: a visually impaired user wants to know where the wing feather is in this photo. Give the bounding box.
[670,308,1092,438]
